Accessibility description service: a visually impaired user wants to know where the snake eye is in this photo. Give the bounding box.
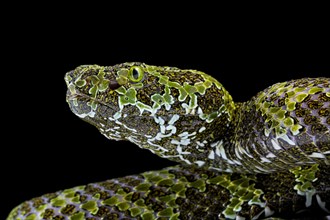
[128,66,144,82]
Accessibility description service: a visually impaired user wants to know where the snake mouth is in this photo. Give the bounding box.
[66,90,115,109]
[66,90,89,102]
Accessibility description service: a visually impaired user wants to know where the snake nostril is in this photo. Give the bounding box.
[109,80,121,90]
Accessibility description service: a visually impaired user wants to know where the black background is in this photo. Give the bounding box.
[2,8,330,219]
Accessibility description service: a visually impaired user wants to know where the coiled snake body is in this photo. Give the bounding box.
[8,63,330,219]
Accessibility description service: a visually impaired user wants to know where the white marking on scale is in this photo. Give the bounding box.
[114,121,137,133]
[147,148,156,154]
[114,120,122,125]
[278,134,295,145]
[236,216,245,220]
[181,139,190,145]
[254,165,273,173]
[178,132,189,137]
[176,145,183,154]
[158,132,173,140]
[304,188,316,207]
[147,140,169,152]
[171,139,191,146]
[127,136,141,143]
[160,125,166,134]
[211,140,222,148]
[151,108,159,116]
[176,146,191,155]
[316,194,330,213]
[251,210,264,220]
[232,159,242,165]
[181,136,189,140]
[210,166,233,173]
[216,145,226,158]
[208,150,215,159]
[168,114,180,124]
[264,129,271,137]
[196,141,205,147]
[210,166,221,172]
[217,144,235,165]
[225,168,233,172]
[260,157,271,163]
[179,155,192,164]
[266,152,276,158]
[165,103,171,111]
[166,125,177,134]
[113,112,121,120]
[239,145,254,159]
[111,133,121,138]
[158,117,165,125]
[154,133,162,141]
[163,154,192,164]
[271,139,282,150]
[181,103,190,115]
[309,152,326,158]
[198,126,206,133]
[136,101,153,115]
[190,108,196,115]
[324,150,330,154]
[195,160,205,167]
[178,131,196,140]
[197,107,203,115]
[234,146,243,160]
[76,110,96,118]
[215,146,221,156]
[264,206,275,217]
[148,115,181,145]
[104,128,114,132]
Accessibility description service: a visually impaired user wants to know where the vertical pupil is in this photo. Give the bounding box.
[132,68,139,79]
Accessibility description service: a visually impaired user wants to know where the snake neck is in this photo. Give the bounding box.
[220,78,330,173]
[173,78,330,174]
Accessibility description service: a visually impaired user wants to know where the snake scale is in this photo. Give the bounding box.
[7,63,330,219]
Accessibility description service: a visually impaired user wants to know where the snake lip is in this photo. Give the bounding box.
[66,90,91,104]
[66,90,118,112]
[66,91,86,100]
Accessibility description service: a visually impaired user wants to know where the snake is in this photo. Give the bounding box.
[7,62,330,219]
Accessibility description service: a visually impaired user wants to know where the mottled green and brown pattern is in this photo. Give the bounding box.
[7,164,330,220]
[7,63,330,219]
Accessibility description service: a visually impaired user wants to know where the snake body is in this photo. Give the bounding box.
[8,63,330,219]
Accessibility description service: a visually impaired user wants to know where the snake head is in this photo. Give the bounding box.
[65,62,236,168]
[65,62,149,140]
